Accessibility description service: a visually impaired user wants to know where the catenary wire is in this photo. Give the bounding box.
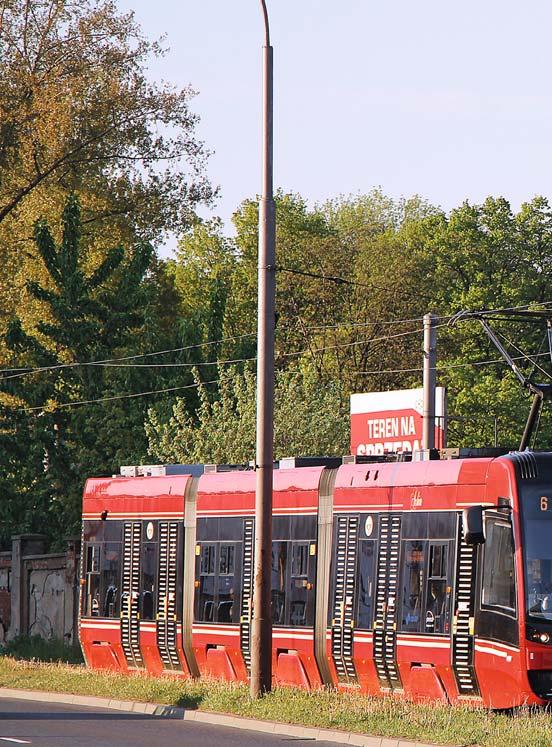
[16,347,552,414]
[0,333,257,381]
[18,379,220,413]
[354,350,551,376]
[4,301,551,377]
[308,300,552,332]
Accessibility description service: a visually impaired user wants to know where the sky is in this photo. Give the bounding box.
[116,1,552,253]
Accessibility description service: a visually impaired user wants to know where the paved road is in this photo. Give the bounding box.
[0,697,345,746]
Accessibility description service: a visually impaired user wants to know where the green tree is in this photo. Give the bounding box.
[0,193,154,544]
[421,196,552,448]
[145,363,349,465]
[0,0,213,334]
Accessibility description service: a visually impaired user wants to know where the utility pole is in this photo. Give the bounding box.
[422,312,437,451]
[251,0,275,699]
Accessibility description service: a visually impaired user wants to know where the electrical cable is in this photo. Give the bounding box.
[307,300,552,333]
[276,265,386,290]
[0,332,257,381]
[18,379,220,413]
[493,328,552,382]
[354,350,551,376]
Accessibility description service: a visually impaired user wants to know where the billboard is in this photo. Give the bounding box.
[350,387,446,456]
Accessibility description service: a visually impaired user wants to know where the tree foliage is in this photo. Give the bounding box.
[0,193,155,544]
[146,364,349,465]
[0,0,213,338]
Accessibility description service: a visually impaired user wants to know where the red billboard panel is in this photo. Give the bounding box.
[350,387,446,456]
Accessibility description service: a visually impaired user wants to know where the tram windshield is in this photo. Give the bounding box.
[522,494,552,622]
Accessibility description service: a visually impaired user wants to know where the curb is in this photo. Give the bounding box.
[0,687,441,747]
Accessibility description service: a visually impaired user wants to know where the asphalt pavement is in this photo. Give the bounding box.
[0,696,346,747]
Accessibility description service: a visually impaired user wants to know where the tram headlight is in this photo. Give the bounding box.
[527,625,552,644]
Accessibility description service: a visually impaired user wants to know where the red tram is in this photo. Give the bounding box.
[80,450,552,708]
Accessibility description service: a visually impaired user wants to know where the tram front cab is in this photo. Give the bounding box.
[466,452,552,705]
[516,453,552,701]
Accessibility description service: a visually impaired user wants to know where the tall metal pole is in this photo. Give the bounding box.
[251,0,275,699]
[422,312,437,451]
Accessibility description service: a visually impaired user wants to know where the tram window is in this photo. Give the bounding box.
[271,542,287,624]
[289,542,310,627]
[429,512,455,540]
[424,542,449,634]
[402,513,428,539]
[291,544,308,577]
[273,516,290,541]
[217,543,236,623]
[291,515,314,540]
[87,544,100,574]
[357,540,375,629]
[400,540,426,632]
[197,543,216,622]
[84,522,102,544]
[140,543,157,621]
[103,521,123,542]
[219,544,235,575]
[195,542,241,624]
[482,521,516,613]
[84,544,101,617]
[101,543,121,618]
[200,544,215,575]
[429,544,446,578]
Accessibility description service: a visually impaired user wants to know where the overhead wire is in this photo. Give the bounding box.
[6,301,552,412]
[308,300,552,333]
[354,350,551,376]
[276,265,386,290]
[18,379,220,413]
[13,327,433,413]
[493,328,552,382]
[3,300,551,378]
[0,332,257,382]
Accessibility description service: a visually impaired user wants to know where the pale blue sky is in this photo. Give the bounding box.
[117,1,552,252]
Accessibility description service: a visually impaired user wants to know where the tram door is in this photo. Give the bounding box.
[156,521,183,671]
[239,518,255,673]
[330,514,360,684]
[451,516,480,696]
[120,522,144,669]
[372,514,402,691]
[121,520,184,672]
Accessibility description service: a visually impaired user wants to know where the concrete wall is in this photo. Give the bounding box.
[0,536,80,645]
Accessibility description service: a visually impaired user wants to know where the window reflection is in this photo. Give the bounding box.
[401,541,425,632]
[196,542,238,624]
[482,521,516,612]
[271,542,287,624]
[358,541,374,629]
[140,542,156,621]
[524,517,552,620]
[101,543,121,618]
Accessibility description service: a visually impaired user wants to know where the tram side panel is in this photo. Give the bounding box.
[80,476,191,677]
[191,466,331,689]
[193,514,250,681]
[472,456,536,708]
[81,516,126,671]
[271,466,333,689]
[328,463,399,697]
[329,460,495,703]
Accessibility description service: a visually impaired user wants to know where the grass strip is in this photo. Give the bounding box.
[0,657,550,747]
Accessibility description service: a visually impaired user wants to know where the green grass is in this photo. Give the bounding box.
[0,635,84,665]
[0,656,550,746]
